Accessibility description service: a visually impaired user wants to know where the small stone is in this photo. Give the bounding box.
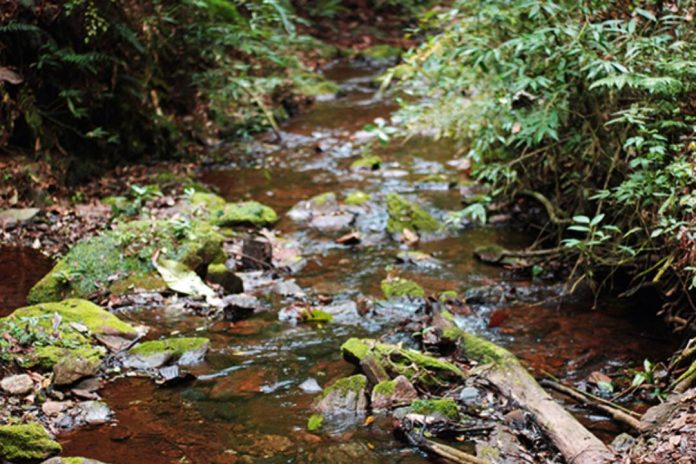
[223,293,259,322]
[75,401,112,425]
[314,375,368,415]
[299,378,322,394]
[0,207,40,227]
[52,354,101,386]
[207,263,244,294]
[241,237,273,270]
[42,400,70,416]
[371,375,418,410]
[458,386,481,404]
[309,213,354,232]
[1,374,34,396]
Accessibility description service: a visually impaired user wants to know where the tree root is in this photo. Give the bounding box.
[518,190,572,225]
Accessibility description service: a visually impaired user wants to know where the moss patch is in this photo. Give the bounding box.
[0,423,61,462]
[28,219,224,303]
[444,328,518,366]
[190,192,227,210]
[381,276,425,299]
[361,44,402,61]
[318,375,367,401]
[129,337,209,359]
[294,71,341,97]
[350,155,382,171]
[386,193,440,234]
[410,398,459,420]
[372,379,396,397]
[307,414,324,432]
[209,201,278,227]
[344,191,371,206]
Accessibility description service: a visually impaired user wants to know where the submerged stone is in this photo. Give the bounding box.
[380,276,425,299]
[0,423,61,462]
[314,375,368,414]
[350,155,382,171]
[124,337,209,369]
[371,375,418,410]
[385,193,440,234]
[206,263,243,294]
[344,191,371,206]
[28,219,224,303]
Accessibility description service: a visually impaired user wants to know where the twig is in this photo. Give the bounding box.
[403,429,490,464]
[541,379,645,432]
[518,190,572,225]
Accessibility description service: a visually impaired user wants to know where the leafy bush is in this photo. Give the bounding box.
[0,0,311,182]
[391,1,696,318]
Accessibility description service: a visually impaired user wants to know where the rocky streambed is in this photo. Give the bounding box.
[0,60,680,463]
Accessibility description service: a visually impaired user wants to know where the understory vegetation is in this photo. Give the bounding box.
[0,0,332,182]
[391,0,696,325]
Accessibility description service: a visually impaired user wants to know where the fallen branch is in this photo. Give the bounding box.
[403,429,490,464]
[442,325,614,464]
[518,190,572,225]
[540,378,646,432]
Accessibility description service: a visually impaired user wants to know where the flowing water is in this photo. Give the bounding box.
[3,61,677,462]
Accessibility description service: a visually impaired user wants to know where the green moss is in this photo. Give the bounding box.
[386,193,440,234]
[301,309,333,323]
[28,220,224,302]
[294,72,341,97]
[443,327,517,365]
[410,399,459,420]
[381,276,425,299]
[0,423,61,461]
[350,155,382,170]
[372,379,396,397]
[344,191,371,206]
[361,44,402,61]
[129,337,209,359]
[209,201,278,227]
[307,414,324,432]
[341,338,464,386]
[108,272,167,294]
[190,192,227,210]
[318,375,367,401]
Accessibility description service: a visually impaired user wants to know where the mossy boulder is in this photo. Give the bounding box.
[340,338,463,387]
[0,423,61,462]
[1,299,137,371]
[314,375,368,414]
[344,191,371,206]
[386,193,440,234]
[409,398,459,420]
[28,219,224,303]
[350,155,381,171]
[124,337,209,369]
[294,71,341,97]
[190,192,227,210]
[380,276,425,299]
[206,263,243,294]
[209,201,278,227]
[371,375,418,409]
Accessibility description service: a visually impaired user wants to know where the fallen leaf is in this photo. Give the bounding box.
[153,257,215,299]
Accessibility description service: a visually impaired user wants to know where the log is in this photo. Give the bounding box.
[442,327,615,464]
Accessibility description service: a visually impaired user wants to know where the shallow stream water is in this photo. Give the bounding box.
[3,61,677,463]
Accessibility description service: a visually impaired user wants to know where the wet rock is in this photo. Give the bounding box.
[0,423,61,462]
[396,250,441,269]
[458,386,481,404]
[234,433,293,459]
[74,400,112,425]
[611,433,636,453]
[336,231,361,245]
[360,355,390,384]
[1,374,34,396]
[314,375,368,415]
[287,192,339,223]
[273,279,304,297]
[312,442,379,464]
[464,285,506,306]
[380,276,425,299]
[309,212,354,231]
[223,294,259,322]
[359,44,402,65]
[28,219,224,303]
[299,378,323,394]
[52,352,101,386]
[0,299,136,371]
[344,191,371,206]
[385,193,440,235]
[124,337,209,369]
[371,375,418,410]
[279,305,333,324]
[42,400,70,417]
[206,263,243,294]
[0,208,40,228]
[241,237,273,270]
[322,300,361,324]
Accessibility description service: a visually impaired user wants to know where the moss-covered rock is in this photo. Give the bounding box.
[1,299,137,371]
[294,71,341,97]
[209,201,278,227]
[314,375,368,414]
[380,276,425,299]
[340,338,464,386]
[28,219,224,303]
[190,192,227,210]
[441,327,517,366]
[371,375,418,410]
[206,263,243,294]
[125,337,209,369]
[0,423,61,462]
[409,398,459,420]
[344,191,371,206]
[350,155,382,171]
[386,193,440,234]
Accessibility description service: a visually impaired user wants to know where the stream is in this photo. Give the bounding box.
[3,61,677,463]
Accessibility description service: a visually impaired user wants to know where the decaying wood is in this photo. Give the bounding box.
[403,429,490,464]
[541,378,646,432]
[441,324,615,464]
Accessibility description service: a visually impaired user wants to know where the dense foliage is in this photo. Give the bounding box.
[392,0,696,321]
[0,0,325,182]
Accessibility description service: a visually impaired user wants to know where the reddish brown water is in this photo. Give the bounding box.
[6,61,677,462]
[0,247,53,315]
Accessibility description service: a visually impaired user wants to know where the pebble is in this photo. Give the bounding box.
[299,378,322,394]
[1,374,34,396]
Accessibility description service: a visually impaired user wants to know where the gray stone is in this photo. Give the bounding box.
[299,378,322,394]
[0,208,40,227]
[75,401,112,425]
[123,351,173,370]
[1,374,33,395]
